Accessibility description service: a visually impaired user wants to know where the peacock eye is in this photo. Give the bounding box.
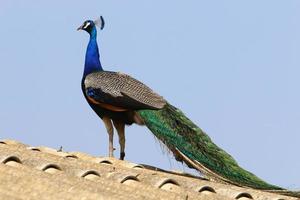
[83,22,91,29]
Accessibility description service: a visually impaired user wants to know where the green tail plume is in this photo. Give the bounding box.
[138,103,299,197]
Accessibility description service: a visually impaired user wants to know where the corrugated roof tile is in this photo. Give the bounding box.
[0,139,297,200]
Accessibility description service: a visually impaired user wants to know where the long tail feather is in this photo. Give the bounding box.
[138,103,300,198]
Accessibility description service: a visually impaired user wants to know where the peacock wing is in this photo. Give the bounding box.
[84,71,166,110]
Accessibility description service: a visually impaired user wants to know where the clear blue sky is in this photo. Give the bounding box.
[0,1,299,189]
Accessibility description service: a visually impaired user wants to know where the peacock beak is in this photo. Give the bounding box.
[77,24,84,31]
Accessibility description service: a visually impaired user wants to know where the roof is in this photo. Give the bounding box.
[0,139,296,200]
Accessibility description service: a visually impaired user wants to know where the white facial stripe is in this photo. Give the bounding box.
[83,22,91,29]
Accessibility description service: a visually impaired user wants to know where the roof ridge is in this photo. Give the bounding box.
[0,139,296,200]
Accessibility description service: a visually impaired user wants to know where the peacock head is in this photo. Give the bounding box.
[77,16,105,34]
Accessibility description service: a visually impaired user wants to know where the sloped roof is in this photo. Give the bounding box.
[0,139,296,200]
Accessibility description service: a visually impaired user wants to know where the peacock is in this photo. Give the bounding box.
[77,17,299,198]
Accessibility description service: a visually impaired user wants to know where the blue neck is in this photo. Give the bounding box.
[83,27,103,77]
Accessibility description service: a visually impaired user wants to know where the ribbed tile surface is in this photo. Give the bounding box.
[0,139,296,200]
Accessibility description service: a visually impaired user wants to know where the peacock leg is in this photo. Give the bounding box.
[102,116,114,157]
[113,120,126,160]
